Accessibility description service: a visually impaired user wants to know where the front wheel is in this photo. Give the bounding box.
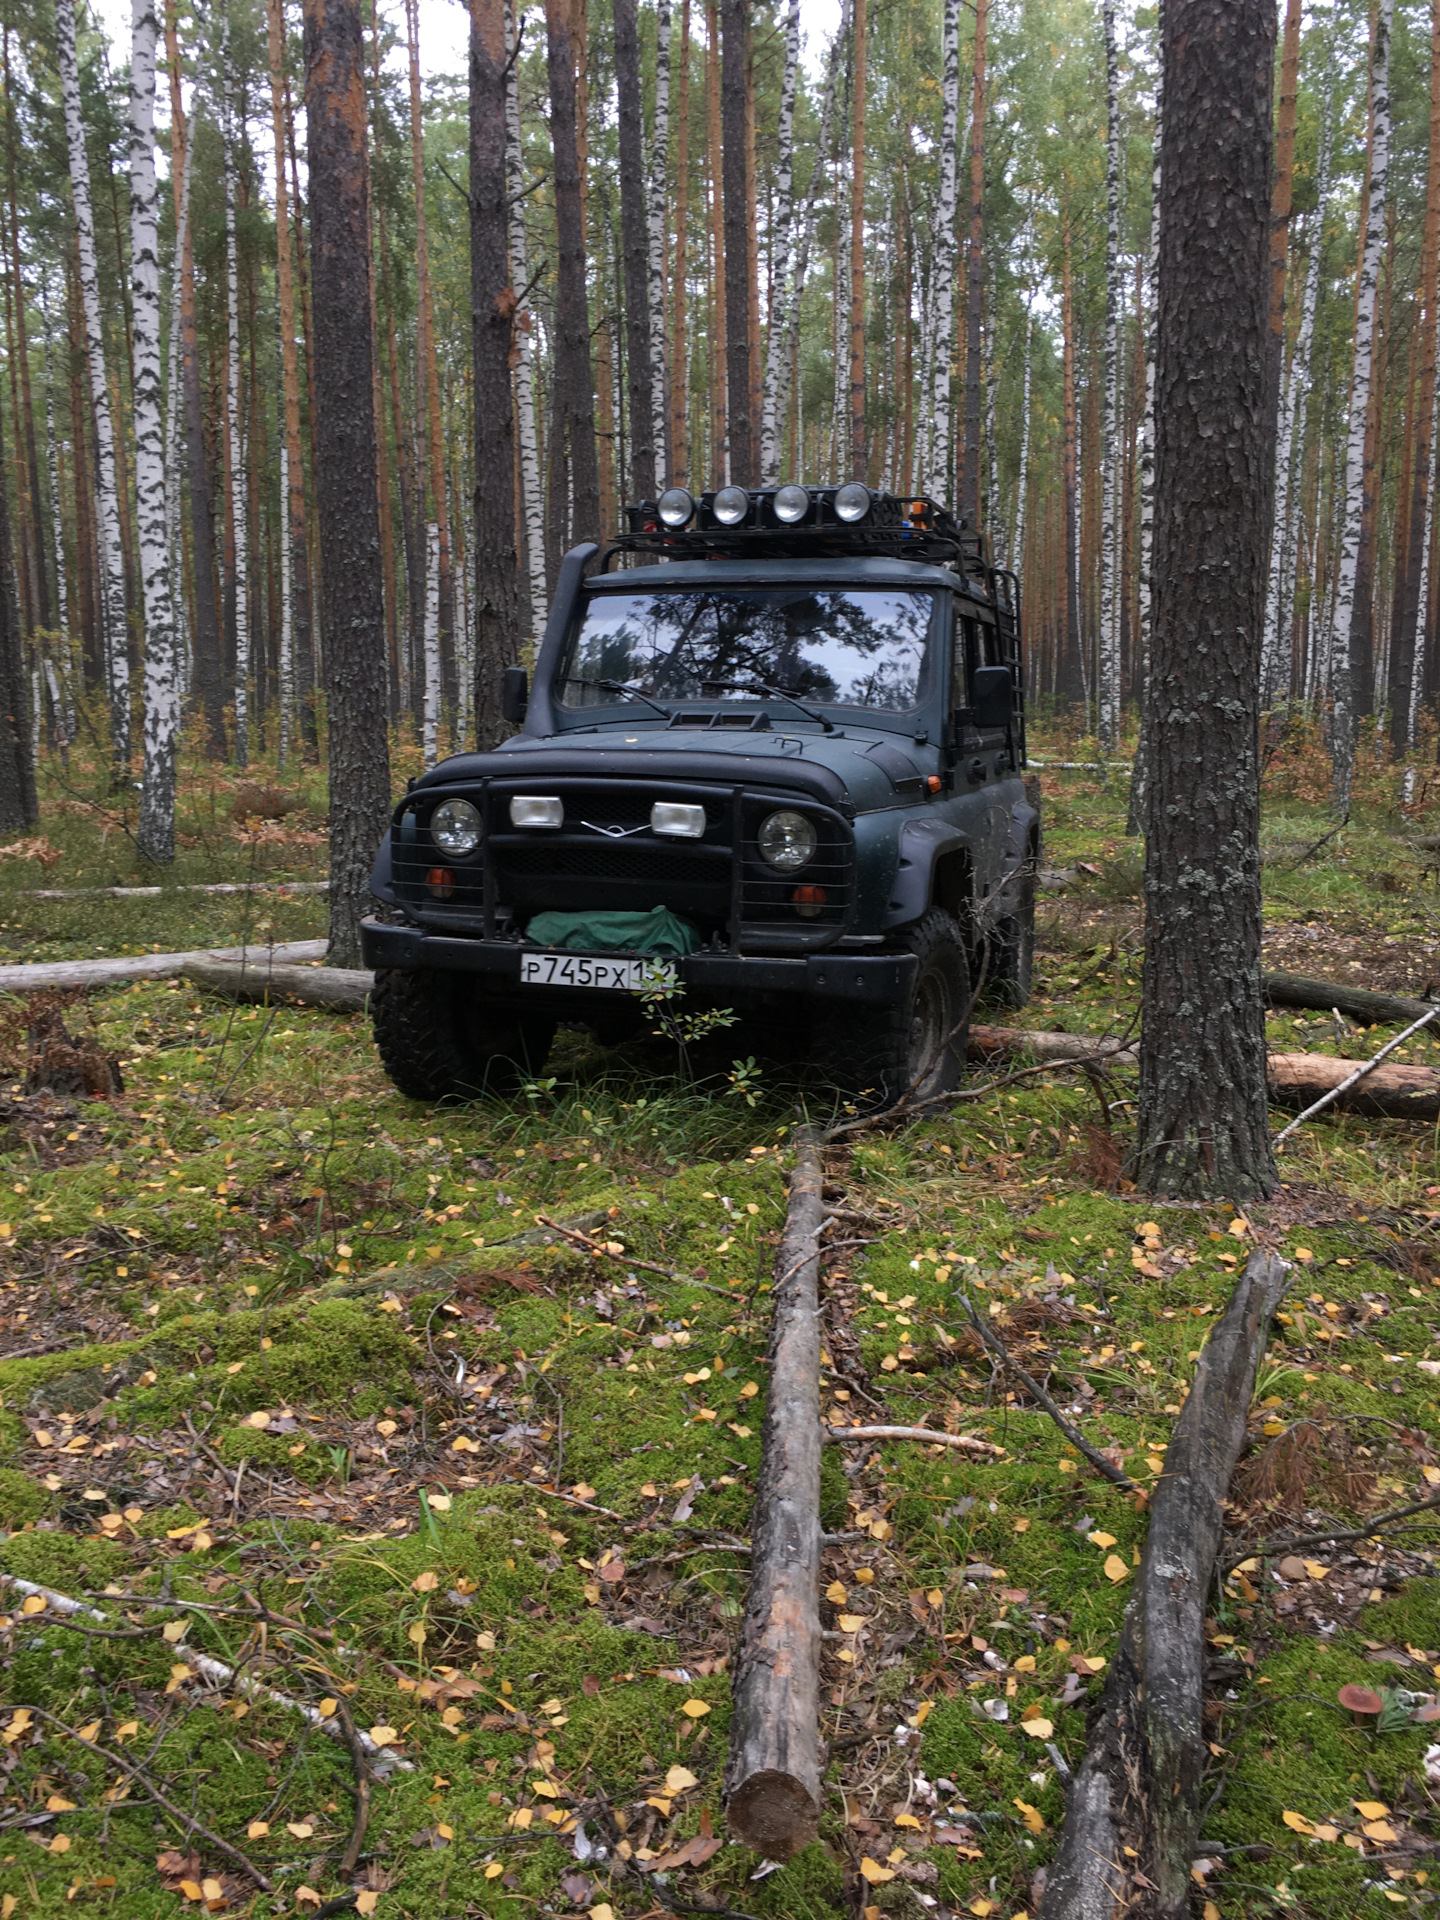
[371,968,555,1101]
[812,907,971,1109]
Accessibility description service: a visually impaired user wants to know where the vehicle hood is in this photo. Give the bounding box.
[412,727,932,814]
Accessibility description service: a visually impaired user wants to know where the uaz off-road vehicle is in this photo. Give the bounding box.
[361,481,1039,1105]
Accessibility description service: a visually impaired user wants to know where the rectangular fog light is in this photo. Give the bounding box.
[510,794,563,828]
[651,802,706,838]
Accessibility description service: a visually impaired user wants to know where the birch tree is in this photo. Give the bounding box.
[55,0,130,771]
[164,136,191,698]
[423,522,440,767]
[505,0,547,640]
[130,0,178,864]
[759,0,799,485]
[222,5,249,768]
[647,0,672,489]
[615,0,656,500]
[1012,302,1032,570]
[1330,0,1394,817]
[1097,0,1122,750]
[780,0,848,482]
[1126,5,1161,835]
[924,0,961,498]
[1264,115,1331,706]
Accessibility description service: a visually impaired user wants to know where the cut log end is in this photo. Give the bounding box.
[724,1769,822,1861]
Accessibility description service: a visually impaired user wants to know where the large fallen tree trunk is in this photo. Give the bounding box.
[971,1025,1440,1118]
[0,939,327,995]
[1262,967,1439,1027]
[21,881,328,901]
[1040,1250,1287,1920]
[723,1128,824,1861]
[181,956,373,1012]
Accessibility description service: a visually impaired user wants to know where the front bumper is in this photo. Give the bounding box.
[361,919,915,1005]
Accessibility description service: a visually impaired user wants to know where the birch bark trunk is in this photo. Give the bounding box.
[405,0,453,687]
[1097,0,1122,748]
[0,382,35,827]
[130,0,178,865]
[545,0,600,544]
[720,0,753,483]
[55,0,129,771]
[959,0,987,524]
[759,0,799,485]
[223,8,250,768]
[647,0,672,489]
[1331,0,1393,815]
[164,134,190,700]
[505,0,548,640]
[1127,5,1163,831]
[781,0,848,483]
[923,0,960,498]
[670,0,691,487]
[1012,304,1031,570]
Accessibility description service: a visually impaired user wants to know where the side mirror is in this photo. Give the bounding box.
[971,664,1013,731]
[501,666,529,725]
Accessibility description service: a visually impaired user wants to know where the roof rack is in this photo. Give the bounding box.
[606,483,992,576]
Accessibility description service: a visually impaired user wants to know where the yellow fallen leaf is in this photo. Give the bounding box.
[74,1720,101,1744]
[45,1794,76,1812]
[179,1883,204,1902]
[355,1896,380,1917]
[739,1382,758,1398]
[21,1595,45,1615]
[317,1697,338,1718]
[1282,1810,1315,1835]
[1058,1458,1076,1474]
[665,1765,699,1793]
[201,1880,223,1904]
[407,1622,427,1648]
[295,1890,321,1912]
[826,1581,848,1603]
[244,1410,271,1429]
[1204,1904,1221,1920]
[484,1861,505,1879]
[1303,1560,1329,1581]
[2,1894,16,1919]
[377,1419,397,1436]
[895,1812,924,1829]
[838,1613,866,1632]
[287,1821,315,1838]
[509,1807,534,1829]
[247,1820,270,1839]
[368,1725,398,1746]
[48,1832,71,1853]
[1014,1515,1031,1533]
[572,1483,597,1502]
[912,1701,933,1727]
[1014,1798,1045,1835]
[161,1618,188,1643]
[1014,1654,1036,1672]
[1313,1822,1340,1842]
[859,1858,896,1884]
[532,1780,559,1798]
[1103,1554,1130,1583]
[1354,1801,1390,1819]
[970,1899,997,1916]
[589,1906,617,1920]
[412,1570,439,1593]
[1363,1820,1399,1843]
[114,1721,139,1740]
[682,1699,711,1718]
[1022,1716,1054,1739]
[1088,1530,1118,1548]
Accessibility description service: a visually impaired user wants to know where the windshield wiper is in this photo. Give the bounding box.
[700,679,835,733]
[597,678,671,720]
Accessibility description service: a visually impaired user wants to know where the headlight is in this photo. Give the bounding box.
[651,802,706,839]
[757,809,818,871]
[509,795,563,828]
[774,483,810,524]
[834,481,872,524]
[658,486,695,528]
[713,485,750,526]
[430,797,482,854]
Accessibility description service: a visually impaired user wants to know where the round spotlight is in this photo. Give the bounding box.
[713,484,750,526]
[657,486,695,528]
[834,481,872,524]
[774,483,810,525]
[430,797,482,855]
[757,809,818,872]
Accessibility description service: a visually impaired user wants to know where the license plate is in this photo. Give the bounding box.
[519,952,675,991]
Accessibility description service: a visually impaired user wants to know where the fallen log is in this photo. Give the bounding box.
[0,938,326,995]
[20,880,328,901]
[1039,1249,1288,1920]
[1262,967,1439,1027]
[181,956,373,1012]
[723,1128,824,1861]
[971,1025,1440,1119]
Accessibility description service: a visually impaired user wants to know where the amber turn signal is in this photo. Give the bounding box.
[792,885,827,918]
[426,867,456,899]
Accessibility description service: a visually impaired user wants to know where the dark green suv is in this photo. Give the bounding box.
[361,484,1039,1105]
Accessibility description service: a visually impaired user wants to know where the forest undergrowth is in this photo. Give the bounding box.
[0,721,1438,1919]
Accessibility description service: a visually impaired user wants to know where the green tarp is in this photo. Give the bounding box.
[525,907,700,957]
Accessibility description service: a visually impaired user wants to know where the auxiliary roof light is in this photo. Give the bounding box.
[657,486,695,528]
[774,483,810,525]
[713,484,750,526]
[834,481,872,524]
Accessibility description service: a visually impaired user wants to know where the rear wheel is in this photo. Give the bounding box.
[813,908,971,1108]
[371,968,555,1100]
[986,840,1037,1008]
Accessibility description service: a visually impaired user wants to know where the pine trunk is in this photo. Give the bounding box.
[1097,0,1122,748]
[56,0,130,771]
[130,0,178,865]
[1127,9,1163,832]
[1061,233,1082,703]
[1331,0,1393,814]
[302,0,392,967]
[705,0,727,479]
[782,0,848,484]
[720,0,752,483]
[670,0,692,487]
[1133,0,1277,1202]
[960,0,987,524]
[848,0,867,478]
[472,0,523,746]
[546,0,600,544]
[0,384,34,828]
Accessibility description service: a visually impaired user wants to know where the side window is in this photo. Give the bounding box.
[975,613,1002,668]
[951,607,979,713]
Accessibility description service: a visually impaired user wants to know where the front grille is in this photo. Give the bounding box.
[390,776,855,949]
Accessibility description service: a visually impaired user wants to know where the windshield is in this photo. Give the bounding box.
[558,586,936,715]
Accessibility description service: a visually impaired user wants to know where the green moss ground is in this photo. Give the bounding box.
[0,723,1438,1917]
